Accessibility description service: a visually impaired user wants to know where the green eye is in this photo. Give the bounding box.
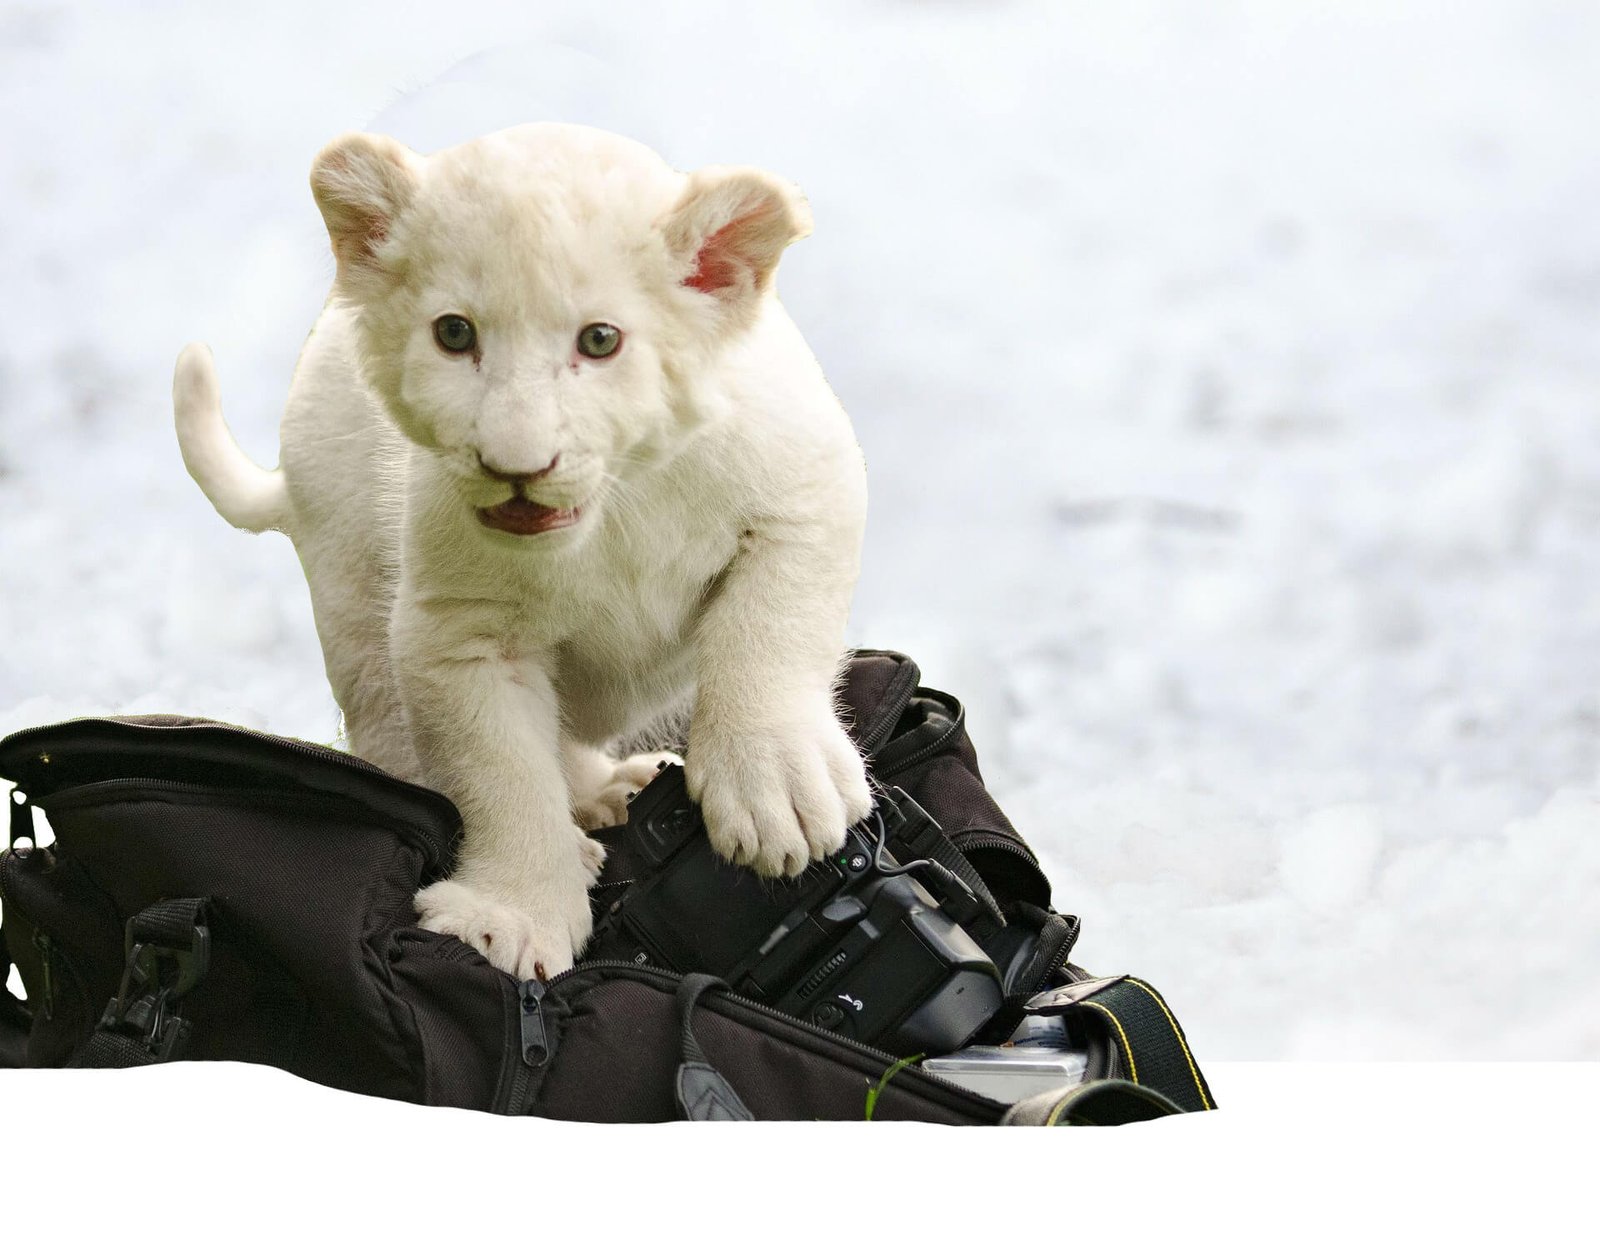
[433,315,476,354]
[576,322,622,359]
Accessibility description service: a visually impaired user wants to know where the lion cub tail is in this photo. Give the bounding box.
[173,343,289,534]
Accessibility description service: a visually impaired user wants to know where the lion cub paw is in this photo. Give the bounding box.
[570,750,682,829]
[414,877,591,980]
[688,707,872,879]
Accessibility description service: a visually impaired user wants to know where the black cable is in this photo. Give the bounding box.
[853,807,930,878]
[852,807,1005,929]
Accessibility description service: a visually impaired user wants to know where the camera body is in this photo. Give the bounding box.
[585,765,1005,1056]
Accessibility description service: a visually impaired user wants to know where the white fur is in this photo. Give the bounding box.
[173,123,871,978]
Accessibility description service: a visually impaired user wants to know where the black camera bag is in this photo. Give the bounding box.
[0,650,1214,1124]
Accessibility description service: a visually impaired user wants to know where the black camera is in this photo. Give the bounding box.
[584,765,1005,1056]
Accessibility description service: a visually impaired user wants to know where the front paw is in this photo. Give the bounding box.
[687,705,873,878]
[570,750,682,830]
[414,875,593,980]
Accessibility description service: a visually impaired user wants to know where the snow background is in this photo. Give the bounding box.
[3,0,1597,1061]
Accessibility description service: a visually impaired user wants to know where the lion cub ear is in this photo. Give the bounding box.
[309,132,421,285]
[662,166,812,319]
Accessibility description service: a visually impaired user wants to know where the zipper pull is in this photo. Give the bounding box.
[33,932,55,1021]
[9,787,36,850]
[518,979,549,1067]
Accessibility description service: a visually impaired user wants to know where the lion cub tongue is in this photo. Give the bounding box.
[477,498,577,536]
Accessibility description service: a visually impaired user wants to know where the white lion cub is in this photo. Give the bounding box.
[173,123,872,979]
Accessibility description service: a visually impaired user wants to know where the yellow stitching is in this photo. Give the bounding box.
[1125,977,1213,1111]
[1082,1000,1138,1084]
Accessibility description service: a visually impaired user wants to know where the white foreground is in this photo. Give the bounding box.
[4,1062,1592,1247]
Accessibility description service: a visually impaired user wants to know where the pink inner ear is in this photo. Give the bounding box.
[684,213,758,293]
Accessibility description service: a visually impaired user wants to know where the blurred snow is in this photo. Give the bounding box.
[2,0,1597,1060]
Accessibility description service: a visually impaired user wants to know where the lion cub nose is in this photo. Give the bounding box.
[477,452,560,485]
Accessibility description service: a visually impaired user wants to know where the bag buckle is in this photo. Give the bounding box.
[100,916,211,1060]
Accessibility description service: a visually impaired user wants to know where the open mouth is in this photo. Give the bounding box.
[476,497,582,536]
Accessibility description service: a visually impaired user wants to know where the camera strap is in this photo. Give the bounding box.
[1028,974,1216,1114]
[674,973,754,1121]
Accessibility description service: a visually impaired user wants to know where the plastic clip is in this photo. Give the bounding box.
[100,916,211,1060]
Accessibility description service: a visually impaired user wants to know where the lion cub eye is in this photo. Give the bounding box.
[433,315,477,354]
[576,323,623,359]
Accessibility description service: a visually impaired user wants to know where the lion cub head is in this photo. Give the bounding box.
[308,123,810,541]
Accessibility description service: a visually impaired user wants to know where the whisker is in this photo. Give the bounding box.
[595,470,648,538]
